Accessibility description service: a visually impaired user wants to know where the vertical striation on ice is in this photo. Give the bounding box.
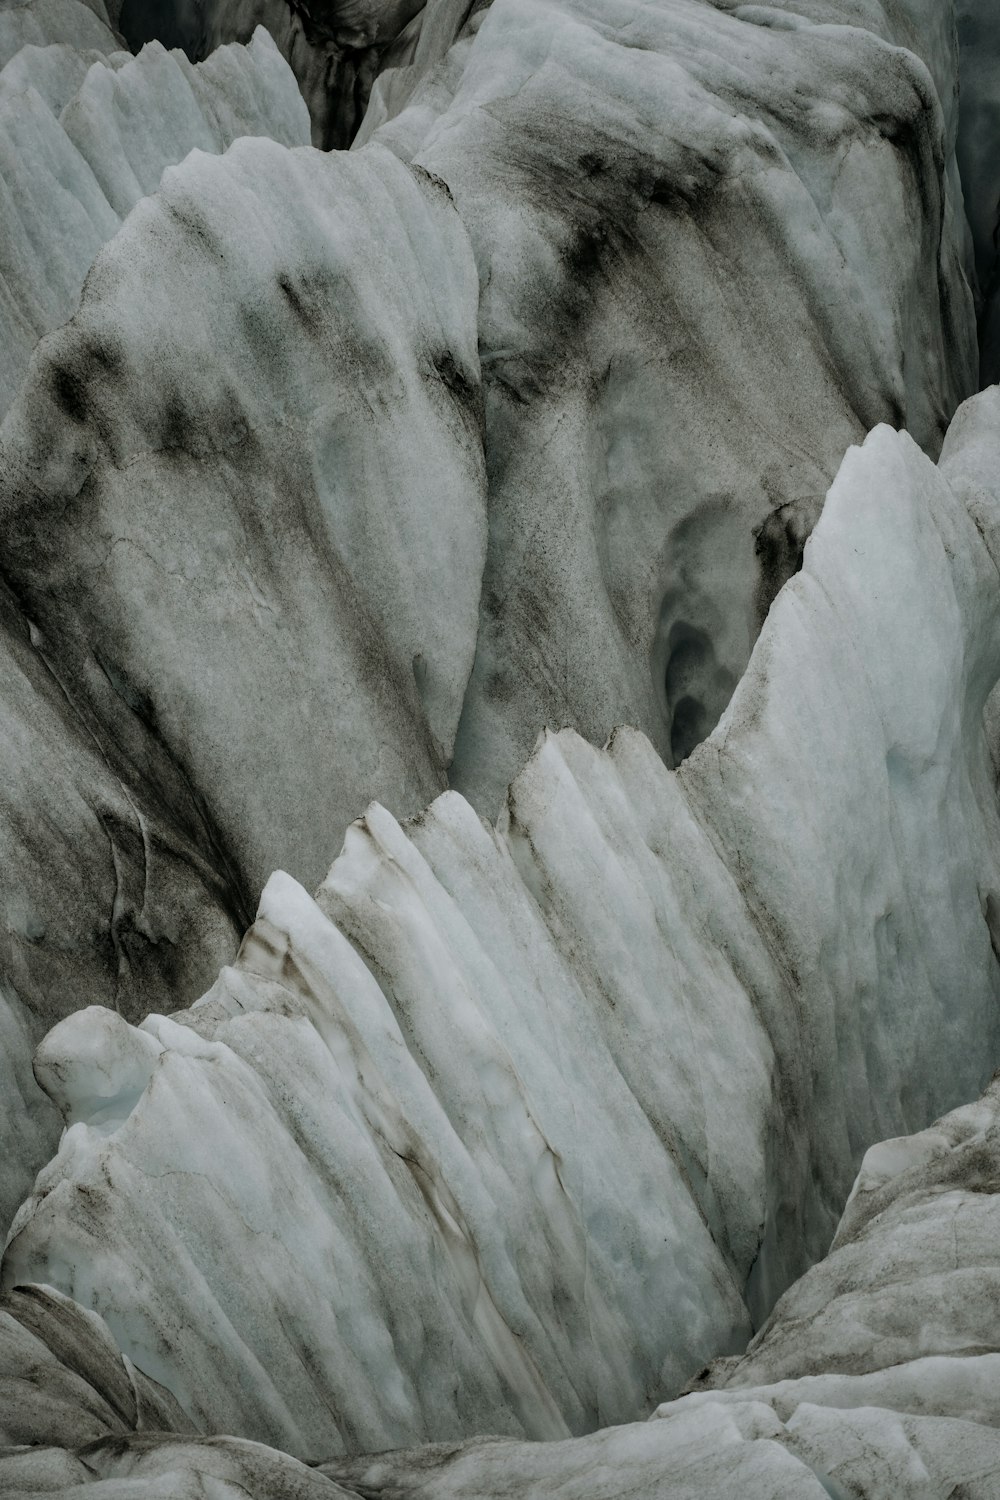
[7,387,1000,1461]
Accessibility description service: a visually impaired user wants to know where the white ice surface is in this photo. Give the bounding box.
[8,388,1000,1464]
[0,2,999,1494]
[0,26,309,418]
[0,0,118,69]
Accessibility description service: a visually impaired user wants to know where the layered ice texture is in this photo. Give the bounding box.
[8,387,1000,1481]
[0,23,311,419]
[367,0,980,811]
[3,0,1000,1497]
[0,16,485,1234]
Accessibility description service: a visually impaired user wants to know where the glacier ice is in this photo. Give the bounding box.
[365,0,981,810]
[0,134,485,904]
[117,0,441,149]
[12,1048,990,1492]
[0,1283,192,1448]
[957,0,1000,385]
[0,24,317,1237]
[7,387,1000,1467]
[2,0,1000,1493]
[0,0,119,69]
[0,24,310,420]
[0,92,483,1233]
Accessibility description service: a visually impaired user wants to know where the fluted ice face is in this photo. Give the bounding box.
[8,387,1000,1467]
[0,132,487,1237]
[0,26,310,419]
[2,0,1000,1494]
[0,0,119,69]
[0,18,314,1235]
[118,0,435,148]
[0,11,484,1238]
[364,0,980,810]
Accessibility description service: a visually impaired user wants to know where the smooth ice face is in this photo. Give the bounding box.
[9,388,1000,1462]
[364,0,979,811]
[956,1,1000,383]
[33,1007,165,1131]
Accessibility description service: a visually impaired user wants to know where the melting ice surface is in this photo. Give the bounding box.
[3,2,1000,1497]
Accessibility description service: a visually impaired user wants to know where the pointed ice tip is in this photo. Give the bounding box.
[248,24,278,54]
[256,868,308,921]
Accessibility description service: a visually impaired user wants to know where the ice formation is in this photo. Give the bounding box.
[2,0,1000,1496]
[0,22,484,1232]
[0,24,310,419]
[957,0,1000,384]
[117,0,486,149]
[367,0,980,811]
